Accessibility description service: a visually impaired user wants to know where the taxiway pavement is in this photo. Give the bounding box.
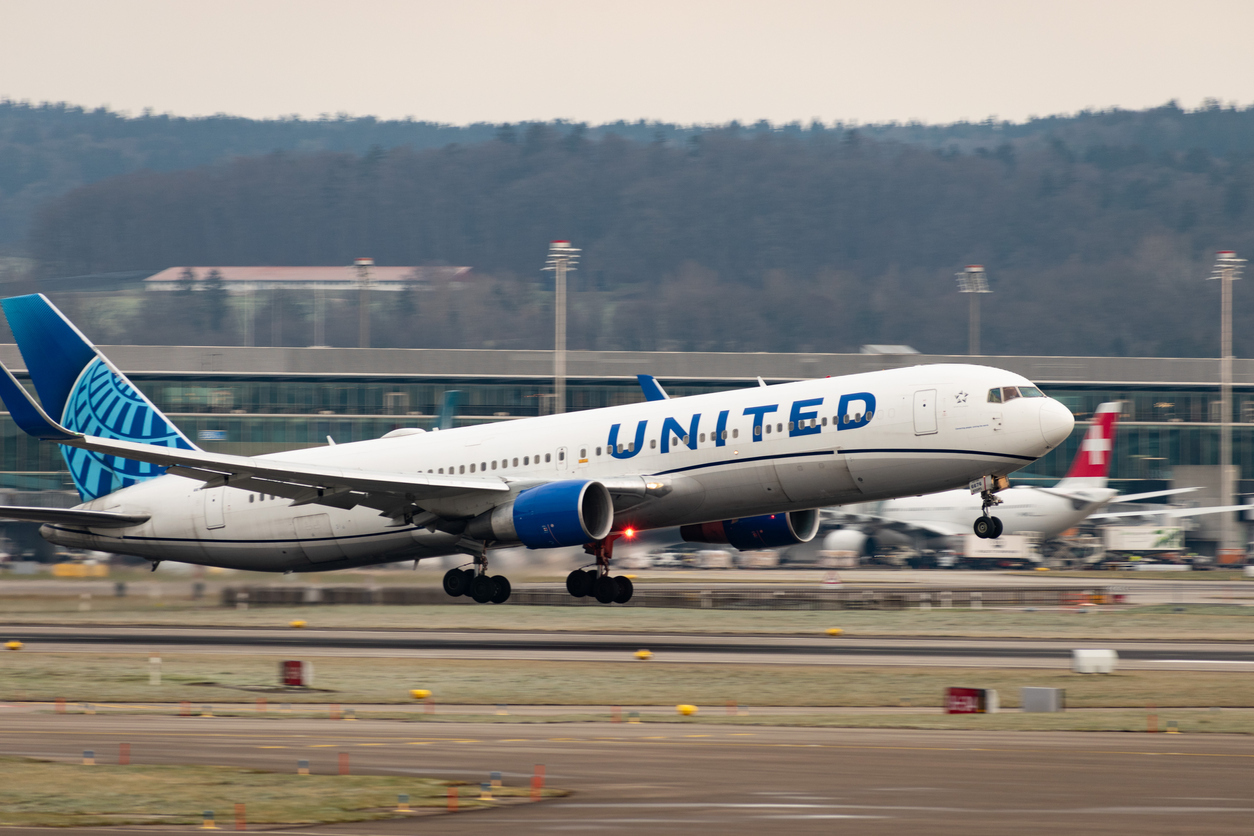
[0,713,1251,834]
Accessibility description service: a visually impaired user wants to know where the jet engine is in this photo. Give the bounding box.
[466,480,614,548]
[679,509,820,551]
[821,528,869,556]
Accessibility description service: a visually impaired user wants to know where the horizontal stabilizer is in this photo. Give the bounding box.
[0,506,150,528]
[1111,487,1201,503]
[1093,504,1254,521]
[0,362,78,441]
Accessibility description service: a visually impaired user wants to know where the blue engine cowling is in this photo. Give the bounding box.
[510,480,614,548]
[680,509,820,551]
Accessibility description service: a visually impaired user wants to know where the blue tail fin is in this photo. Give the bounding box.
[1,294,197,501]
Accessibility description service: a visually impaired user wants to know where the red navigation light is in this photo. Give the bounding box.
[624,528,636,539]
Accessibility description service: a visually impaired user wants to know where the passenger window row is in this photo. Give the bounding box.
[416,413,863,475]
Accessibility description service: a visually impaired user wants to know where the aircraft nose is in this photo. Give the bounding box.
[1039,398,1074,448]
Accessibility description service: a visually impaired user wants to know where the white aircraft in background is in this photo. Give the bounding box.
[819,400,1245,555]
[0,295,1071,604]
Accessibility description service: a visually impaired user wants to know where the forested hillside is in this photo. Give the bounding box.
[13,100,1254,356]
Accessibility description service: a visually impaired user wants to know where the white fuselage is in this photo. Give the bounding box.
[860,484,1119,541]
[44,364,1069,571]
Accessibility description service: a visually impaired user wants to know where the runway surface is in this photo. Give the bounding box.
[4,625,1254,670]
[1,713,1251,834]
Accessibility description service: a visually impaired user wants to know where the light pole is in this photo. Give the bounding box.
[544,241,580,415]
[355,257,374,349]
[956,265,991,355]
[1210,250,1245,557]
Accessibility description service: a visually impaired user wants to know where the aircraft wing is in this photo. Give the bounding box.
[1091,504,1254,521]
[0,360,508,517]
[0,506,150,528]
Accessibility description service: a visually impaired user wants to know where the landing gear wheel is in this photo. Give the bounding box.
[990,517,1004,539]
[566,569,592,598]
[613,575,634,604]
[973,517,994,539]
[489,575,511,604]
[443,567,471,597]
[593,575,618,604]
[469,573,495,604]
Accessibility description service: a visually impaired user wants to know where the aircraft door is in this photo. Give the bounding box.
[556,446,568,471]
[203,488,225,530]
[913,389,938,435]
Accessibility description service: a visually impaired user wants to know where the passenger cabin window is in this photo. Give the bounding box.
[470,463,476,473]
[596,447,601,456]
[987,388,1003,404]
[579,448,586,458]
[558,450,565,461]
[491,461,497,470]
[733,429,739,438]
[459,465,465,474]
[513,457,519,466]
[650,439,657,449]
[545,453,552,463]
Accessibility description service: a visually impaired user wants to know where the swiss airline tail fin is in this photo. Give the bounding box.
[1055,401,1121,489]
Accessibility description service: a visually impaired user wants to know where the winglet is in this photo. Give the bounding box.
[437,390,461,429]
[0,361,79,441]
[637,375,670,401]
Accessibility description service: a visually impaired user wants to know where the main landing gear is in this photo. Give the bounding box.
[442,551,511,604]
[566,535,633,605]
[973,488,1004,539]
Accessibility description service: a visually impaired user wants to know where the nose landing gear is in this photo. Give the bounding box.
[566,535,634,604]
[973,488,1004,539]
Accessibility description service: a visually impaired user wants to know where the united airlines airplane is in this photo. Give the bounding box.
[0,295,1073,604]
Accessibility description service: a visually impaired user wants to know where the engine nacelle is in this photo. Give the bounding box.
[822,528,869,556]
[680,509,820,551]
[466,480,614,549]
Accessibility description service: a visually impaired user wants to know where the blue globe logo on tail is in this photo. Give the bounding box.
[60,358,193,501]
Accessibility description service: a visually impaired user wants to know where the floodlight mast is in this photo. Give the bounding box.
[956,265,991,355]
[1210,250,1245,556]
[543,241,580,415]
[355,257,374,349]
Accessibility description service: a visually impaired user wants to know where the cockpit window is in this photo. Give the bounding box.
[1001,386,1021,402]
[1019,385,1045,398]
[987,388,1002,404]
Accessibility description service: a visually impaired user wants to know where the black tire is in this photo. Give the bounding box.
[469,573,495,604]
[443,567,470,597]
[973,517,993,539]
[613,575,634,604]
[593,575,618,604]
[990,516,1004,539]
[566,569,591,598]
[490,575,511,604]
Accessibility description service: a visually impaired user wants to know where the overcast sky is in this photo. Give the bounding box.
[3,0,1253,126]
